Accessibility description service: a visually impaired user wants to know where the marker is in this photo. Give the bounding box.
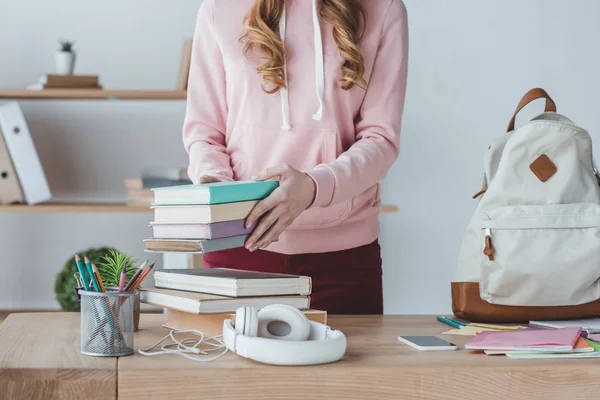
[436,316,466,329]
[74,255,90,291]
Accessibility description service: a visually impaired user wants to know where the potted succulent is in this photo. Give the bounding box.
[98,250,142,331]
[55,39,76,75]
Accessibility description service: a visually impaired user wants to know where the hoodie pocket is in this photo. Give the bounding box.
[479,203,600,307]
[233,124,352,229]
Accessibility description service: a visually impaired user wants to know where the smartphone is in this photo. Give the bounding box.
[397,336,458,351]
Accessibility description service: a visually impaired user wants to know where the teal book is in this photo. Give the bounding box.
[152,180,279,205]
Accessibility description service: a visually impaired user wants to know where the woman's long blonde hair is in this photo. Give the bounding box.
[242,0,367,94]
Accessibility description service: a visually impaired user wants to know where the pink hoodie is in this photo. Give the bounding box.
[183,0,408,255]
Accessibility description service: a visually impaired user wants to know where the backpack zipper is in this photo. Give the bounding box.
[483,228,495,261]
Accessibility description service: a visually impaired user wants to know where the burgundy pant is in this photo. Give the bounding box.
[203,240,383,315]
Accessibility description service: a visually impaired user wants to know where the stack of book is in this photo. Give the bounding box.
[144,180,279,253]
[125,167,191,206]
[465,327,600,359]
[27,74,102,90]
[141,268,324,336]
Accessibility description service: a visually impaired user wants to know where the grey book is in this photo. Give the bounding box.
[143,234,250,254]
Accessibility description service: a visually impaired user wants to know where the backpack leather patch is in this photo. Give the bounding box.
[530,154,557,182]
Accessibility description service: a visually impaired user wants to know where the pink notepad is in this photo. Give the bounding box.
[465,327,582,351]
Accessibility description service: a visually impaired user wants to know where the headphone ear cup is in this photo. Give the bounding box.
[257,304,311,341]
[245,307,259,337]
[234,307,246,335]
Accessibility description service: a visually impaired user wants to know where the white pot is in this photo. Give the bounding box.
[54,51,76,75]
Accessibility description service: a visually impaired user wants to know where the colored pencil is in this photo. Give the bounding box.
[91,264,106,292]
[436,316,466,329]
[74,255,90,291]
[84,257,101,292]
[129,262,155,292]
[124,260,148,292]
[118,268,127,293]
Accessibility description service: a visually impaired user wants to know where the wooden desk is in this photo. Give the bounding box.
[0,313,116,400]
[2,313,600,400]
[120,315,600,400]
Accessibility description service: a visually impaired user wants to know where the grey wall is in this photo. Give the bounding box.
[1,0,599,313]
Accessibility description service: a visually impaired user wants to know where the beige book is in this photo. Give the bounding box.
[162,308,327,337]
[0,128,25,204]
[124,178,142,190]
[176,39,194,91]
[152,200,259,224]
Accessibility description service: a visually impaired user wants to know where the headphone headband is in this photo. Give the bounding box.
[223,319,347,366]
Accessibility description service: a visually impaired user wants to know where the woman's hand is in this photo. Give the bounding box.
[245,164,316,252]
[199,176,220,184]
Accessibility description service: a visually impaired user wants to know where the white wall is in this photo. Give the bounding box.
[1,0,599,313]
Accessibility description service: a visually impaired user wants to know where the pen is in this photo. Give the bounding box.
[437,316,467,329]
[74,255,90,291]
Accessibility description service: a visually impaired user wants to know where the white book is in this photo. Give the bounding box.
[140,287,310,314]
[0,103,51,204]
[530,318,600,333]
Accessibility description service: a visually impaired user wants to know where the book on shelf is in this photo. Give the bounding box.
[27,74,102,90]
[124,177,191,190]
[152,180,279,206]
[144,235,250,253]
[152,200,258,224]
[150,219,255,240]
[0,103,51,205]
[140,286,311,313]
[126,188,153,206]
[142,166,189,182]
[176,39,194,91]
[152,268,312,297]
[161,308,326,337]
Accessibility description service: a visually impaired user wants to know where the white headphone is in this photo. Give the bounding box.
[223,304,347,366]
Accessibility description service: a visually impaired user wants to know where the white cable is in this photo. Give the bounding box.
[138,329,228,362]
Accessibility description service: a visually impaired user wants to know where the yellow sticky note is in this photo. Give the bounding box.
[469,323,524,331]
[443,325,497,336]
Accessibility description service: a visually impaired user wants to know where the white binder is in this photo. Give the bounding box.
[0,102,51,204]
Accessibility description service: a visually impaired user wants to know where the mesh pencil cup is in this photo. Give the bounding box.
[80,289,135,357]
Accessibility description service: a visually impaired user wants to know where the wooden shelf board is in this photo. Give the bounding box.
[0,89,187,100]
[0,203,398,213]
[0,203,151,213]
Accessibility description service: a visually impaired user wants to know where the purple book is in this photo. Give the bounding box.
[150,219,255,240]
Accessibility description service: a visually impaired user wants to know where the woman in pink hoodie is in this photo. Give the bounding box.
[183,0,408,314]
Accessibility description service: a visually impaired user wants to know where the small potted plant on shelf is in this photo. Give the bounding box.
[98,250,141,331]
[55,39,76,75]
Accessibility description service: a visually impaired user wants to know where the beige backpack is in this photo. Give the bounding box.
[454,88,600,322]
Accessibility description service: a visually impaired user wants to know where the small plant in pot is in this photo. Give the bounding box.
[55,39,76,75]
[97,250,142,331]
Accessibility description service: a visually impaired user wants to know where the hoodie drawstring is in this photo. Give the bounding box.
[278,0,324,131]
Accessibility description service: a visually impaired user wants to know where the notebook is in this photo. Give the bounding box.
[506,339,600,359]
[140,287,310,313]
[530,318,600,333]
[152,201,258,224]
[150,219,255,240]
[465,327,582,351]
[153,268,312,297]
[484,337,594,355]
[144,235,249,253]
[152,180,279,205]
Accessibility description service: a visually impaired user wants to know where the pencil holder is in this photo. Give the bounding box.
[80,290,135,357]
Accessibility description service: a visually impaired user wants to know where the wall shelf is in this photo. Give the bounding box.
[0,203,398,214]
[0,89,187,100]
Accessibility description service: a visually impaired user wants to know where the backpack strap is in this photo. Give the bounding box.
[507,88,557,132]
